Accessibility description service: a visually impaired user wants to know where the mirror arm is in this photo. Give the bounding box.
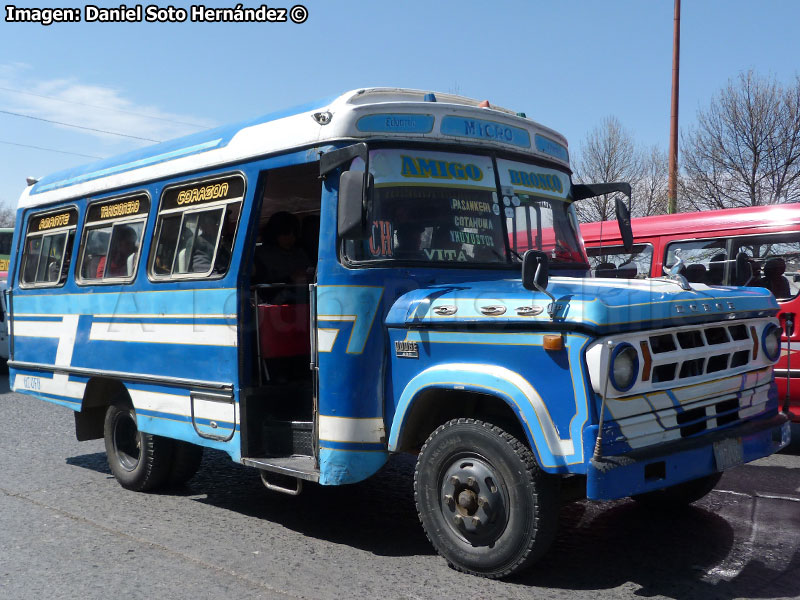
[571,182,632,201]
[532,271,558,320]
[320,142,369,177]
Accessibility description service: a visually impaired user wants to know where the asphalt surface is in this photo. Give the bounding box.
[1,377,799,600]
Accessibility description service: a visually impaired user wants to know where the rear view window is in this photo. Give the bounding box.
[20,208,78,287]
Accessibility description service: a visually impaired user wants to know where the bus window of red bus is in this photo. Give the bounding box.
[734,234,800,300]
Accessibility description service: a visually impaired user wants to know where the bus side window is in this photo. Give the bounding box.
[586,243,653,279]
[664,239,727,282]
[172,209,223,275]
[20,208,78,287]
[82,227,111,279]
[78,194,149,284]
[150,174,244,280]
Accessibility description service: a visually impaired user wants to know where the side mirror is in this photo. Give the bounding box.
[734,252,752,286]
[522,250,549,292]
[615,197,633,253]
[338,170,372,240]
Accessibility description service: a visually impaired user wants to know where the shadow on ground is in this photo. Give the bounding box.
[66,447,800,598]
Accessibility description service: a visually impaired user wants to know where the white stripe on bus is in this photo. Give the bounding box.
[319,416,385,444]
[89,322,238,347]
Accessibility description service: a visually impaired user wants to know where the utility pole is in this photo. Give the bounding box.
[668,0,681,214]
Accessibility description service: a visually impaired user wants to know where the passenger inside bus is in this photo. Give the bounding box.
[253,211,314,380]
[189,212,220,273]
[255,211,311,285]
[97,224,137,278]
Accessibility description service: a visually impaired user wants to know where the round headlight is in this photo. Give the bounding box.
[610,343,639,392]
[762,324,782,362]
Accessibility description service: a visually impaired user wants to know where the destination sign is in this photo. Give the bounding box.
[162,175,245,211]
[87,195,150,223]
[535,134,569,162]
[28,208,78,233]
[356,113,434,134]
[440,116,531,149]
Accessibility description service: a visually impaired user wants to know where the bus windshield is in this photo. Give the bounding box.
[497,157,586,266]
[347,149,584,267]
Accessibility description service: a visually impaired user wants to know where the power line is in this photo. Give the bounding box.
[0,85,208,129]
[0,139,104,160]
[0,108,161,142]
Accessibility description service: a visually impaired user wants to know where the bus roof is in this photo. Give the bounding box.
[581,203,800,242]
[18,87,570,210]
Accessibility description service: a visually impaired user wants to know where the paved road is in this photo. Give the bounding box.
[1,379,798,600]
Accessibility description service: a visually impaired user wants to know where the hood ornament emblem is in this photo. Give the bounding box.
[664,250,692,291]
[432,305,457,316]
[480,305,507,316]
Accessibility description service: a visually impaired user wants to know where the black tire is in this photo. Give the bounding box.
[167,440,204,486]
[414,418,560,579]
[632,472,722,509]
[104,402,173,492]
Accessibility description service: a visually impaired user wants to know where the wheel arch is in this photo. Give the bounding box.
[74,377,132,441]
[388,363,581,472]
[391,385,532,455]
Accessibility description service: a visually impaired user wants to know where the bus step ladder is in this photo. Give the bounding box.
[259,470,303,496]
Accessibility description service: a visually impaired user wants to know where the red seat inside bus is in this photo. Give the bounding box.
[257,303,310,358]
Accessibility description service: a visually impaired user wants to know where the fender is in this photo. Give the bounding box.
[389,362,591,472]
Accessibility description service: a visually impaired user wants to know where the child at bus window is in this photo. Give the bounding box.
[98,225,138,278]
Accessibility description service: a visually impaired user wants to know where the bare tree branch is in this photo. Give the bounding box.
[681,71,800,209]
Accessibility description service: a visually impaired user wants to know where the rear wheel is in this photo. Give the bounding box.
[168,440,204,486]
[414,418,559,579]
[104,403,173,491]
[632,472,722,508]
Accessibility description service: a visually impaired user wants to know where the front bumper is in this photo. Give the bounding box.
[586,412,790,501]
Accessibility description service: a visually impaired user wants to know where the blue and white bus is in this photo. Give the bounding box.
[7,88,791,578]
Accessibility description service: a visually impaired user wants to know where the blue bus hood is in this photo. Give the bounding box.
[385,277,779,334]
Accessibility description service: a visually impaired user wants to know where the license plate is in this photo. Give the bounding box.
[713,437,744,471]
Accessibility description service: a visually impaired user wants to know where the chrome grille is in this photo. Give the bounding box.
[644,323,756,385]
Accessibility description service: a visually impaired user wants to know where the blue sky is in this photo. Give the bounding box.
[1,0,799,208]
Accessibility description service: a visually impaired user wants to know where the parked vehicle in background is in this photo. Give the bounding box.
[581,204,800,422]
[0,227,13,279]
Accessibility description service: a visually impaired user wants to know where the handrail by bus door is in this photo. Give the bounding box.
[309,282,319,464]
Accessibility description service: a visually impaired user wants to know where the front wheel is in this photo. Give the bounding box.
[104,403,173,491]
[414,418,560,579]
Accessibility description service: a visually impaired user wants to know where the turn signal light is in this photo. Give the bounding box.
[543,334,563,351]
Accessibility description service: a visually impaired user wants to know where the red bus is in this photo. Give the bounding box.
[580,204,800,422]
